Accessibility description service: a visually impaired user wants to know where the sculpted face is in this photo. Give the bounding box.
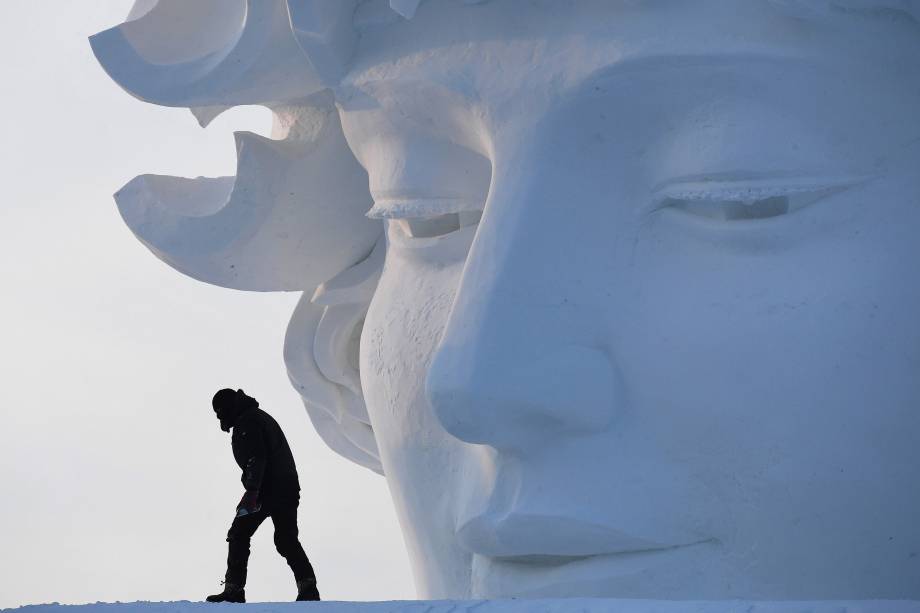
[94,0,920,600]
[342,0,920,599]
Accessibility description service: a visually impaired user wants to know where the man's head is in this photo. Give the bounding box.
[212,388,258,432]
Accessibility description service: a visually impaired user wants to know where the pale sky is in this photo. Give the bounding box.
[0,2,413,606]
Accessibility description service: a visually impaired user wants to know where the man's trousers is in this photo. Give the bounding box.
[224,499,316,587]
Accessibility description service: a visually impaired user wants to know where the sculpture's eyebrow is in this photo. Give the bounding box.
[339,74,479,110]
[584,52,826,90]
[346,52,826,126]
[337,76,485,150]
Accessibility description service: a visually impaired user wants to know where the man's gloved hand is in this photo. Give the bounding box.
[236,490,261,517]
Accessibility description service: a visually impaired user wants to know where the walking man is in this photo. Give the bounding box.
[206,388,320,603]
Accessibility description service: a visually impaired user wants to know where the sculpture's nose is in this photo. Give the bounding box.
[425,156,621,453]
[427,341,619,451]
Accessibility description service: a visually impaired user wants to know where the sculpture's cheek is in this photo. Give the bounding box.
[616,170,920,596]
[359,228,478,598]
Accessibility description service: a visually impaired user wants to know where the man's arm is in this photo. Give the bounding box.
[235,418,267,513]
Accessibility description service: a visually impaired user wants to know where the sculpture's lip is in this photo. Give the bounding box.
[470,538,719,598]
[456,511,701,560]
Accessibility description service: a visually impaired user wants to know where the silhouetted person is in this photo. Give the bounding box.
[206,388,320,603]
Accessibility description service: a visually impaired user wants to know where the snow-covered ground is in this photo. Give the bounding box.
[5,601,920,613]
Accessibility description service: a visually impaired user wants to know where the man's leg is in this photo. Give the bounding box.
[225,509,268,588]
[269,502,319,600]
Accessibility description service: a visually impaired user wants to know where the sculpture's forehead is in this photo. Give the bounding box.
[342,0,917,117]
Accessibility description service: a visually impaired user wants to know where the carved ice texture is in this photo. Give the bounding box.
[93,0,920,604]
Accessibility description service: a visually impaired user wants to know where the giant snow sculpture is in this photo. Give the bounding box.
[92,0,920,602]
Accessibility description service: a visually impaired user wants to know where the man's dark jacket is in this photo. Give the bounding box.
[232,407,300,505]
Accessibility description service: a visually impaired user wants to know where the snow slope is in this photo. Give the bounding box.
[5,601,920,613]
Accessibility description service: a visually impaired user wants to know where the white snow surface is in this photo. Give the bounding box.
[5,602,920,613]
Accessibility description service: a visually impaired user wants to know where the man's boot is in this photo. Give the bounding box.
[296,578,321,601]
[206,582,246,603]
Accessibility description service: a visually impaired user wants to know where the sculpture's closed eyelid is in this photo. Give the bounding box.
[384,209,484,242]
[646,174,875,222]
[367,196,484,220]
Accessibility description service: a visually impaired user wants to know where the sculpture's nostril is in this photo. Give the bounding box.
[427,344,621,449]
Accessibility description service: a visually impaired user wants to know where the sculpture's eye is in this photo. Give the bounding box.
[653,176,869,222]
[363,140,491,240]
[393,211,483,238]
